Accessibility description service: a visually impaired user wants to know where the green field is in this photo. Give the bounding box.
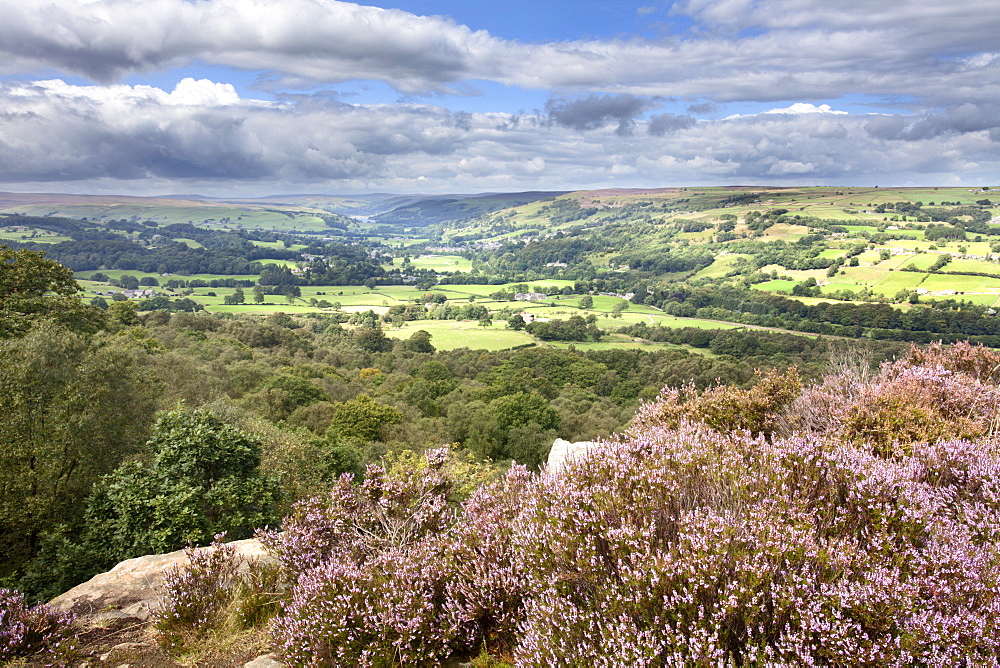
[0,229,73,244]
[385,320,534,351]
[172,238,204,249]
[689,254,747,279]
[752,279,798,292]
[920,274,1000,292]
[901,254,941,271]
[407,255,473,272]
[257,259,300,268]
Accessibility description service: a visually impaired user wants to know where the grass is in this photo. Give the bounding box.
[869,272,928,293]
[384,320,535,351]
[257,259,300,268]
[0,229,74,243]
[921,273,1000,292]
[947,258,1000,274]
[406,255,473,272]
[939,293,1000,306]
[902,255,942,271]
[547,335,703,354]
[688,254,747,280]
[759,223,810,241]
[752,280,798,292]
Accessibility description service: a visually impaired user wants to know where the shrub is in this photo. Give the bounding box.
[155,539,240,650]
[784,343,1000,451]
[264,448,527,665]
[632,366,802,438]
[83,408,283,563]
[0,588,76,661]
[154,535,283,654]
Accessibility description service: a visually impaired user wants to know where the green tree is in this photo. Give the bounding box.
[244,373,331,422]
[82,408,282,565]
[0,246,105,339]
[404,329,435,353]
[0,323,156,583]
[224,287,246,305]
[118,274,140,291]
[355,326,392,353]
[326,395,404,443]
[463,391,560,468]
[107,300,140,327]
[253,284,266,304]
[578,295,593,309]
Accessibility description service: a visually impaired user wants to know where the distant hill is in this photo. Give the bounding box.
[370,191,567,227]
[0,190,567,228]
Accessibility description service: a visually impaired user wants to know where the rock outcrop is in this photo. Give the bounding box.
[547,438,598,473]
[49,538,275,624]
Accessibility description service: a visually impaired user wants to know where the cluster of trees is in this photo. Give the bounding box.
[625,282,1000,344]
[610,248,715,274]
[524,314,603,342]
[13,237,270,274]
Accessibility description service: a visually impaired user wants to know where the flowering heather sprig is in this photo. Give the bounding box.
[0,588,76,661]
[154,535,239,649]
[906,340,1000,382]
[262,460,459,581]
[269,452,531,666]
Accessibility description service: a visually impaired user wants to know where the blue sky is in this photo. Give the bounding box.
[0,0,998,196]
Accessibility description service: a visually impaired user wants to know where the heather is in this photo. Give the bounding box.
[153,536,283,658]
[0,588,76,661]
[248,342,1000,665]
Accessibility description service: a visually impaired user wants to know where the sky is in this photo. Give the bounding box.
[0,0,998,196]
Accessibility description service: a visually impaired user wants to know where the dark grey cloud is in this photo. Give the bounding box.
[687,102,719,115]
[864,115,906,140]
[904,103,1000,140]
[546,94,658,136]
[648,113,696,136]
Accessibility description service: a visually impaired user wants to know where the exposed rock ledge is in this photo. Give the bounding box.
[547,438,598,473]
[49,538,275,624]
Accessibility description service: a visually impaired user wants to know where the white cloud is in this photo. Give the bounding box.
[768,160,816,175]
[167,78,244,106]
[0,77,996,195]
[764,103,847,115]
[725,103,849,120]
[0,0,998,108]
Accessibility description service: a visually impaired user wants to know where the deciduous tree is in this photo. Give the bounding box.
[0,246,104,338]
